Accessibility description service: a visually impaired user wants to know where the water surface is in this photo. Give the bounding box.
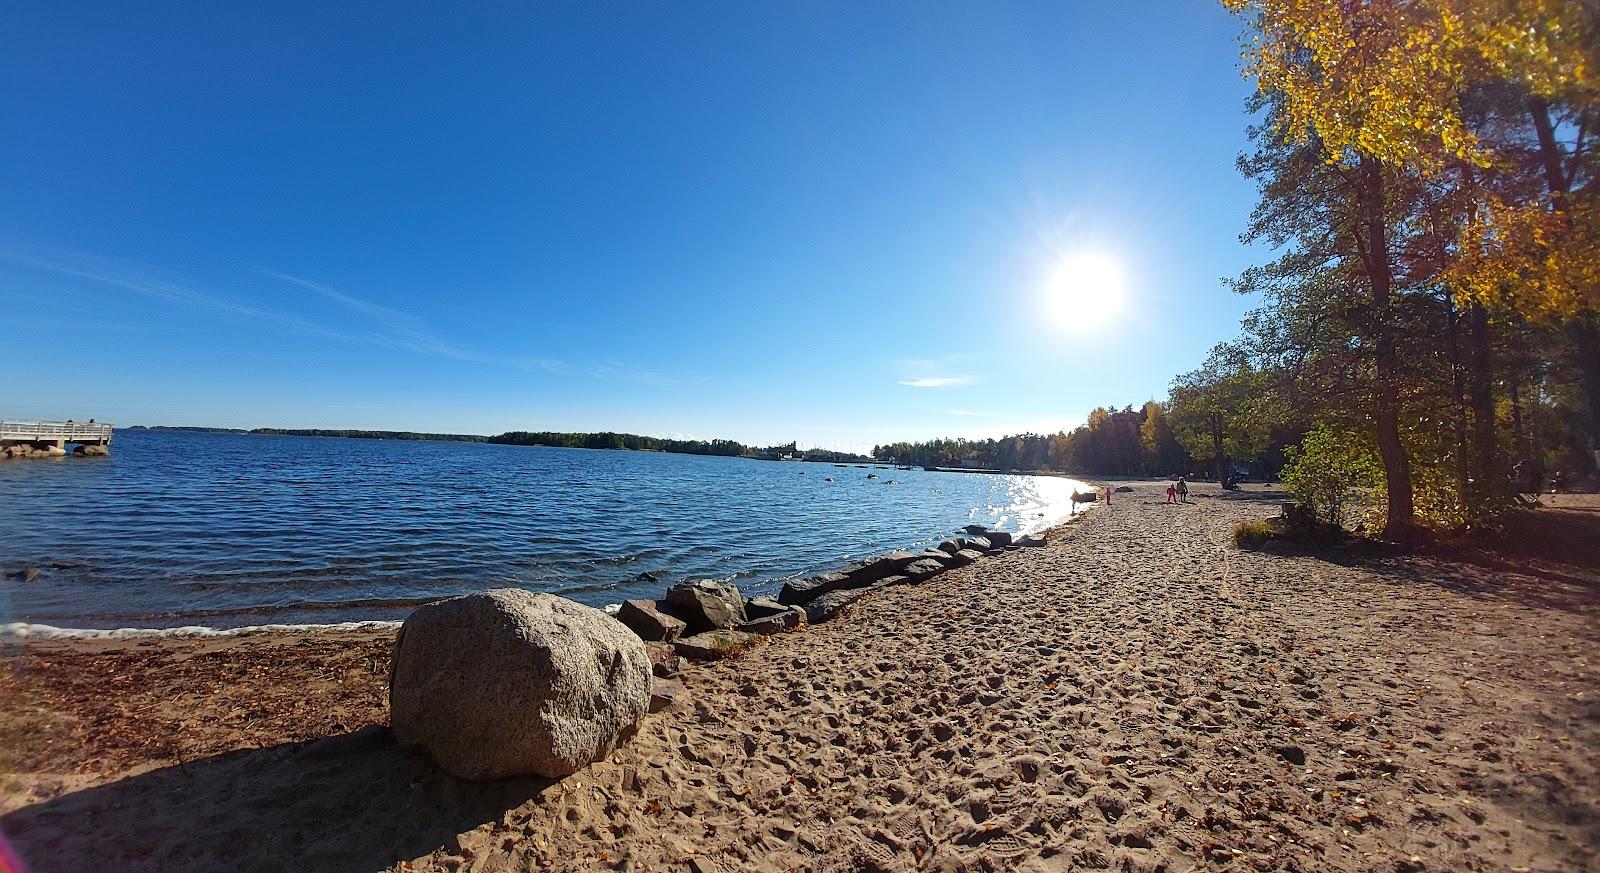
[0,431,1088,629]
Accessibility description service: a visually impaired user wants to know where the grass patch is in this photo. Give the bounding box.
[1232,520,1276,550]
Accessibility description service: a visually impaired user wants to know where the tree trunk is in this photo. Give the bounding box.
[1447,299,1470,502]
[1573,316,1600,455]
[1211,412,1228,484]
[1466,302,1498,508]
[1359,157,1415,539]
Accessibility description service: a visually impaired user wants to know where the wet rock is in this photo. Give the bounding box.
[963,524,989,535]
[984,530,1014,548]
[936,538,966,555]
[74,444,109,457]
[389,589,650,780]
[1018,534,1048,548]
[617,598,687,642]
[965,536,993,552]
[663,579,746,634]
[674,629,756,661]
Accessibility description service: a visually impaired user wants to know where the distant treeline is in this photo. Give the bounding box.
[871,400,1255,479]
[125,424,872,461]
[484,431,869,462]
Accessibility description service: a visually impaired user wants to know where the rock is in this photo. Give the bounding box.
[803,588,869,624]
[936,538,965,555]
[902,558,947,581]
[634,569,667,582]
[663,579,746,634]
[616,599,687,642]
[1018,534,1048,548]
[916,550,957,566]
[985,530,1014,548]
[649,677,684,713]
[777,571,851,606]
[868,574,910,589]
[738,600,803,634]
[965,536,993,551]
[674,629,757,661]
[1273,744,1307,766]
[842,550,920,586]
[1115,485,1134,492]
[40,445,66,457]
[644,642,684,677]
[963,524,989,535]
[388,589,650,780]
[74,444,109,457]
[953,548,986,564]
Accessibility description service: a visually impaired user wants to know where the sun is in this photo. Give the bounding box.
[1044,252,1126,333]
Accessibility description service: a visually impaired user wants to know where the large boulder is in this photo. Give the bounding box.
[965,535,993,552]
[663,580,746,634]
[935,539,966,555]
[389,589,650,781]
[616,599,686,642]
[985,530,1014,548]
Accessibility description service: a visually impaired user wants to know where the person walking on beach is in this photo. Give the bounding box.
[1177,476,1189,503]
[1166,482,1177,504]
[1103,485,1113,506]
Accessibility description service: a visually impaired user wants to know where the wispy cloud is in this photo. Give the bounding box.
[898,375,977,389]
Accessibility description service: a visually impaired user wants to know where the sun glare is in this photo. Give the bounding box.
[1044,252,1126,333]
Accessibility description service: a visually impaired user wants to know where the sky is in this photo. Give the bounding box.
[0,1,1262,453]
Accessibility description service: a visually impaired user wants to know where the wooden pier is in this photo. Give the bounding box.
[0,419,112,458]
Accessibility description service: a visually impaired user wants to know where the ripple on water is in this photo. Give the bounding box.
[0,431,1090,628]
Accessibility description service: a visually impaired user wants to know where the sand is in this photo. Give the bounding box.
[2,480,1595,872]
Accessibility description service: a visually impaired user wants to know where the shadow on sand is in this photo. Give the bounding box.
[1,727,553,873]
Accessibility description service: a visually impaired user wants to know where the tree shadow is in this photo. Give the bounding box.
[1,727,555,873]
[1292,507,1600,615]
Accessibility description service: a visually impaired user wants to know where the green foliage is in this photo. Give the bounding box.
[1279,425,1383,529]
[1232,520,1275,550]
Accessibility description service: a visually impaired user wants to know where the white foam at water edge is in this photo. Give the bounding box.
[0,620,404,641]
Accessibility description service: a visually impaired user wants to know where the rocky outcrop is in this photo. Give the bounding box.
[984,531,1014,548]
[617,599,686,642]
[74,444,109,457]
[663,580,746,634]
[389,589,650,781]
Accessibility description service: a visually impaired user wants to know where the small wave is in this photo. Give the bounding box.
[0,619,403,641]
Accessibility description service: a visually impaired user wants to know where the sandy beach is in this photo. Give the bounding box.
[3,480,1596,872]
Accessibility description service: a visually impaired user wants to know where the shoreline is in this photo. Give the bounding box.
[4,481,1095,637]
[4,479,1593,871]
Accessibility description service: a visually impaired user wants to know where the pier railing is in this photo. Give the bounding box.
[0,420,114,443]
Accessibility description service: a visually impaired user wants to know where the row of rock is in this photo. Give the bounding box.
[0,443,109,459]
[383,525,1051,783]
[612,526,1048,662]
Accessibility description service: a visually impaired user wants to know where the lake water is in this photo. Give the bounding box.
[0,431,1089,630]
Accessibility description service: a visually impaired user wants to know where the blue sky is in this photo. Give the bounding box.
[1,2,1260,452]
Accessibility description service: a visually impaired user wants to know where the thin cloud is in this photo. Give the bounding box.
[898,376,977,389]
